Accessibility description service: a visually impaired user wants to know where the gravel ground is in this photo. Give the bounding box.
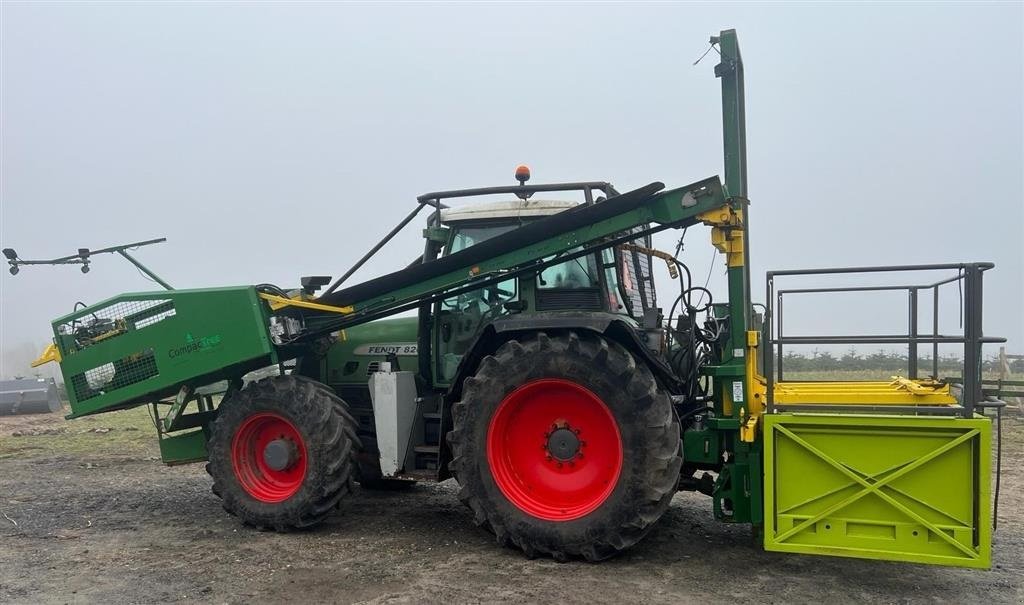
[0,409,1021,605]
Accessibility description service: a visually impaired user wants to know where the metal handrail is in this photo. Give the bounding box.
[764,262,999,418]
[416,181,619,203]
[774,335,1005,344]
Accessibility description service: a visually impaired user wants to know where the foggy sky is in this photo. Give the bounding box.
[1,2,1022,377]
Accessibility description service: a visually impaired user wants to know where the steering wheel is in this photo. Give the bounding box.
[485,285,514,305]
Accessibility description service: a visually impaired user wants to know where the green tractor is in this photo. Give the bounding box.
[281,177,683,559]
[14,30,1003,567]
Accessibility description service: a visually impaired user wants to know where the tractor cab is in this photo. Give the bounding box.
[425,173,658,384]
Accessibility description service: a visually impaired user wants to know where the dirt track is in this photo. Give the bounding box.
[1,409,1021,604]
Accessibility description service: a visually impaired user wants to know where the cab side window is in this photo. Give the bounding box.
[537,253,599,290]
[435,223,519,382]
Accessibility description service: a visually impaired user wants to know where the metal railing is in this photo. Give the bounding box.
[764,263,1005,418]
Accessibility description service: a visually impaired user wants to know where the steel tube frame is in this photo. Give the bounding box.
[323,200,440,296]
[772,404,964,416]
[117,249,173,291]
[417,181,619,203]
[909,288,919,379]
[765,263,998,417]
[775,335,1003,344]
[325,182,625,298]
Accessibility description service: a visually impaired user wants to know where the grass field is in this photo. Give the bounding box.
[0,405,157,459]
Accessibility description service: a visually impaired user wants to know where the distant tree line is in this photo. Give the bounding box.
[777,349,1024,374]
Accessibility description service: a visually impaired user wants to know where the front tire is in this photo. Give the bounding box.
[207,375,360,530]
[447,331,682,561]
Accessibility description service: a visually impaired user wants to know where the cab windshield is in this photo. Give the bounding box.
[449,223,520,253]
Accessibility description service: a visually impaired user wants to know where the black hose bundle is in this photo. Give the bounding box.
[662,237,721,408]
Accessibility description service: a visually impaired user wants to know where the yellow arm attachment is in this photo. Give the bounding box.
[741,330,767,443]
[258,292,355,315]
[31,343,62,367]
[698,204,746,268]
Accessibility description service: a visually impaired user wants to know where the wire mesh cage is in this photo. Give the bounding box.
[57,299,176,356]
[70,348,159,402]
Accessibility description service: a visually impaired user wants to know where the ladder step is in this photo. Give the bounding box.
[423,412,441,420]
[413,445,440,454]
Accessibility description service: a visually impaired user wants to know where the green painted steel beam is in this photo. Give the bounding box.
[716,29,752,371]
[302,177,729,335]
[158,428,209,465]
[714,29,747,200]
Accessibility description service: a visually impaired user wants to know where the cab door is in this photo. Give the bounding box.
[432,222,519,385]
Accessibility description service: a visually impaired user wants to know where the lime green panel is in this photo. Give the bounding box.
[763,413,991,569]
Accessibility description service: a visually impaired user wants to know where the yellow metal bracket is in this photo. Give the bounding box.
[888,375,950,396]
[258,292,355,315]
[31,343,62,367]
[86,319,127,344]
[740,329,767,442]
[773,377,957,406]
[698,204,745,268]
[696,204,743,228]
[740,413,759,442]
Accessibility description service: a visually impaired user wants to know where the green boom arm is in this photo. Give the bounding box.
[47,176,740,420]
[282,177,735,340]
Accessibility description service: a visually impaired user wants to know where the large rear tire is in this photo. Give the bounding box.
[447,331,682,561]
[207,375,360,530]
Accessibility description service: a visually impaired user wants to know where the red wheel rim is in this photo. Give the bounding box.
[486,379,623,521]
[231,412,307,503]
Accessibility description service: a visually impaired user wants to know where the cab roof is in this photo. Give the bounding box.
[440,199,579,224]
